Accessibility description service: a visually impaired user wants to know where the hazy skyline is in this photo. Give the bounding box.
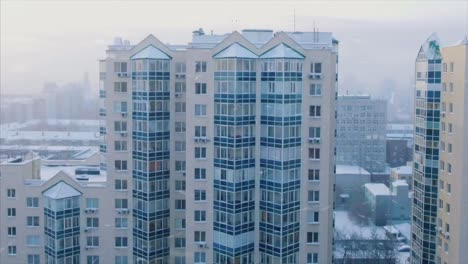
[1,1,467,97]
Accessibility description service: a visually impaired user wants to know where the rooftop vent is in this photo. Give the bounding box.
[192,28,205,36]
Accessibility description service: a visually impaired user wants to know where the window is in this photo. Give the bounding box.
[195,147,207,159]
[310,83,322,96]
[8,245,16,255]
[175,102,186,113]
[309,105,321,117]
[175,180,186,191]
[114,160,128,171]
[449,103,454,113]
[114,121,127,132]
[115,218,128,229]
[175,218,186,229]
[175,82,186,93]
[450,62,454,72]
[114,62,127,73]
[446,203,451,214]
[194,210,206,222]
[27,235,40,247]
[195,61,207,72]
[114,141,127,151]
[175,141,186,152]
[449,82,454,92]
[307,232,319,243]
[26,197,39,208]
[448,123,453,133]
[175,160,186,172]
[175,237,186,248]
[175,121,186,132]
[87,256,99,264]
[195,126,207,137]
[114,82,127,93]
[309,127,321,140]
[7,208,16,217]
[115,256,128,264]
[308,191,320,203]
[115,179,128,190]
[86,198,99,209]
[27,216,39,227]
[115,237,128,248]
[194,252,206,264]
[308,148,320,160]
[308,169,320,181]
[174,256,186,264]
[195,104,207,116]
[8,227,16,236]
[308,211,319,223]
[113,101,128,113]
[175,199,186,210]
[447,184,451,194]
[115,199,128,209]
[448,143,452,153]
[194,168,206,180]
[28,255,40,264]
[311,62,322,73]
[443,63,447,72]
[195,190,206,201]
[7,189,16,198]
[439,199,444,210]
[448,163,452,173]
[86,217,99,228]
[442,82,447,92]
[194,231,206,242]
[195,83,207,94]
[87,236,99,247]
[307,253,319,264]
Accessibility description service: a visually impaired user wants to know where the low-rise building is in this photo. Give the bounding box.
[390,164,412,189]
[335,165,370,209]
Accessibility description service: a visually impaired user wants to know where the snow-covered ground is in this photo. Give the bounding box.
[334,210,387,239]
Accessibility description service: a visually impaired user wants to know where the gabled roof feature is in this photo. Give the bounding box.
[131,45,171,60]
[418,33,442,60]
[260,43,305,59]
[43,181,81,199]
[213,43,257,59]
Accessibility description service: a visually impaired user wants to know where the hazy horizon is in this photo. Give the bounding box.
[1,1,467,99]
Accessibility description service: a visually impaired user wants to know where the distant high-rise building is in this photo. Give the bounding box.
[336,95,387,173]
[436,36,468,264]
[411,33,442,264]
[100,29,338,264]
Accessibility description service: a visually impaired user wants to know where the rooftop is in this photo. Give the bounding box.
[392,165,412,175]
[43,181,81,199]
[365,183,391,196]
[336,165,370,176]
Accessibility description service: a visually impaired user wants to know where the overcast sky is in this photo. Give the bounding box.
[1,1,467,97]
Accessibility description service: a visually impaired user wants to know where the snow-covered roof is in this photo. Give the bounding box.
[336,165,370,176]
[418,33,442,60]
[131,45,171,60]
[392,180,409,188]
[392,165,412,175]
[365,183,391,196]
[213,43,257,59]
[43,181,81,199]
[260,43,305,59]
[287,32,334,49]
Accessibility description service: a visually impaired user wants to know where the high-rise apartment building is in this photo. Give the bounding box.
[336,95,387,173]
[436,36,468,264]
[99,29,338,264]
[411,33,442,264]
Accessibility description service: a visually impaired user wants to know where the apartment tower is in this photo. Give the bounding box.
[99,29,338,264]
[411,33,442,264]
[436,36,468,264]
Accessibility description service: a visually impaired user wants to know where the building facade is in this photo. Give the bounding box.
[336,95,387,173]
[436,37,468,264]
[98,29,338,264]
[411,33,442,264]
[0,152,132,264]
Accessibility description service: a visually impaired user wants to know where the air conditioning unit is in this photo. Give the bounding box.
[182,172,186,176]
[308,138,320,144]
[117,209,129,214]
[120,131,128,137]
[121,112,127,117]
[445,232,450,239]
[85,208,96,213]
[122,72,128,77]
[175,73,186,79]
[309,73,322,79]
[175,93,181,97]
[84,228,91,233]
[194,138,200,142]
[197,242,207,248]
[117,73,122,77]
